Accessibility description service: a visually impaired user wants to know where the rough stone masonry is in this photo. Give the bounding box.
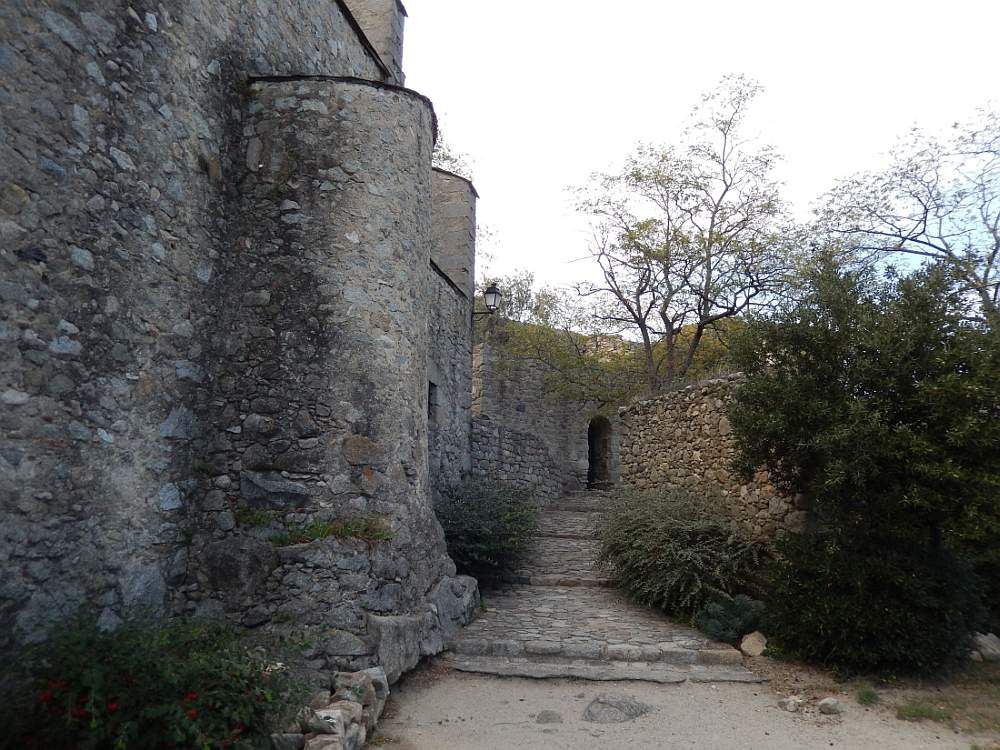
[0,0,479,682]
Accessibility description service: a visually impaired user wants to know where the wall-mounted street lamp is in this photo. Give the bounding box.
[473,282,503,317]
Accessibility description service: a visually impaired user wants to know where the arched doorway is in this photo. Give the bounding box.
[587,416,613,489]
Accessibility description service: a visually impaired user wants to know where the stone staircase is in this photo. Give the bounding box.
[440,491,764,684]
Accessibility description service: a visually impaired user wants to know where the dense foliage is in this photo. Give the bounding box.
[596,488,768,618]
[764,533,985,675]
[1,617,303,750]
[730,258,998,673]
[694,595,766,646]
[435,478,540,581]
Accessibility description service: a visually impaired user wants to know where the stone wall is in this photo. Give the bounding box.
[618,375,806,539]
[0,0,477,681]
[471,340,619,499]
[347,0,407,85]
[427,170,476,494]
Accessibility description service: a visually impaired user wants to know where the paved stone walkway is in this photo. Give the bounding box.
[441,492,762,684]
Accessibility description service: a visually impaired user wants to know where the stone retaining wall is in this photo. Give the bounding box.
[619,375,806,539]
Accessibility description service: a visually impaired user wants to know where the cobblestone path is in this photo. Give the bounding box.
[441,492,763,683]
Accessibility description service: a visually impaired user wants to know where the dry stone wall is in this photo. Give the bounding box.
[471,340,619,499]
[0,0,478,682]
[618,375,806,539]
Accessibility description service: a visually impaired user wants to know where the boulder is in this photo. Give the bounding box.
[739,631,767,657]
[973,632,1000,662]
[818,697,843,715]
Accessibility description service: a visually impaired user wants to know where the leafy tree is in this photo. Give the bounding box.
[575,75,794,392]
[729,255,999,672]
[731,258,999,545]
[821,108,1000,325]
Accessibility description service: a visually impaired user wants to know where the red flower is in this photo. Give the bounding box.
[187,707,199,720]
[72,706,89,719]
[184,691,199,702]
[107,701,120,713]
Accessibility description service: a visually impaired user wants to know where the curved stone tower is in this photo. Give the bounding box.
[0,2,479,683]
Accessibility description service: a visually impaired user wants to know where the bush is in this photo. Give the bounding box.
[1,616,304,750]
[694,594,766,645]
[596,488,768,618]
[435,478,540,580]
[765,532,986,676]
[730,259,998,673]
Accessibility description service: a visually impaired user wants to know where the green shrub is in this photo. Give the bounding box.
[694,594,766,645]
[434,478,540,580]
[730,259,998,673]
[596,488,768,618]
[765,532,985,676]
[1,616,304,750]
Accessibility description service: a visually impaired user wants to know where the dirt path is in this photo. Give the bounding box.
[376,666,976,750]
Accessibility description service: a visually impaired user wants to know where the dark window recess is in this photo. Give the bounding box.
[428,381,439,424]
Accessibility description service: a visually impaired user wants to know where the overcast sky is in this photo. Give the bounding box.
[402,0,998,288]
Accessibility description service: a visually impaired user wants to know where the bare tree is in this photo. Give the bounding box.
[575,74,792,392]
[821,108,1000,324]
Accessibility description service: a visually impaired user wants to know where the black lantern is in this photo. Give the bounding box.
[483,282,502,313]
[474,282,502,317]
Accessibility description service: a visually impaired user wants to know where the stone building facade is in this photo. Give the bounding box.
[470,340,620,499]
[618,375,807,539]
[0,0,479,682]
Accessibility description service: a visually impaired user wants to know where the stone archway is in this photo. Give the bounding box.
[587,416,613,489]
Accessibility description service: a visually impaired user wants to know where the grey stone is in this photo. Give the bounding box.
[739,631,767,657]
[582,694,653,723]
[1,389,30,406]
[175,360,205,382]
[158,484,183,511]
[241,470,310,508]
[202,538,275,595]
[159,406,195,439]
[49,336,82,355]
[109,147,136,171]
[974,632,1000,662]
[818,697,843,715]
[43,11,84,51]
[96,607,123,632]
[120,563,166,615]
[217,511,236,532]
[536,710,563,724]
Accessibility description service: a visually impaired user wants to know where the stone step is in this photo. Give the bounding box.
[544,502,607,513]
[449,634,743,667]
[439,655,766,685]
[513,537,603,581]
[537,510,601,540]
[502,573,613,588]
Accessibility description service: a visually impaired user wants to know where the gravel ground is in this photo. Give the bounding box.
[374,665,979,750]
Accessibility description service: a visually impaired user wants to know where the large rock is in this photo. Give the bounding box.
[582,693,653,724]
[240,470,311,508]
[739,630,767,657]
[974,632,1000,662]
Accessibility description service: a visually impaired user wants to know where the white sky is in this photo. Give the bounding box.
[403,0,999,288]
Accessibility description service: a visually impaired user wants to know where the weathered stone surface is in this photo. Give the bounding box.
[583,693,653,723]
[536,710,563,724]
[240,471,311,509]
[974,632,1000,662]
[619,375,803,539]
[740,631,767,657]
[818,697,844,715]
[471,344,619,498]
